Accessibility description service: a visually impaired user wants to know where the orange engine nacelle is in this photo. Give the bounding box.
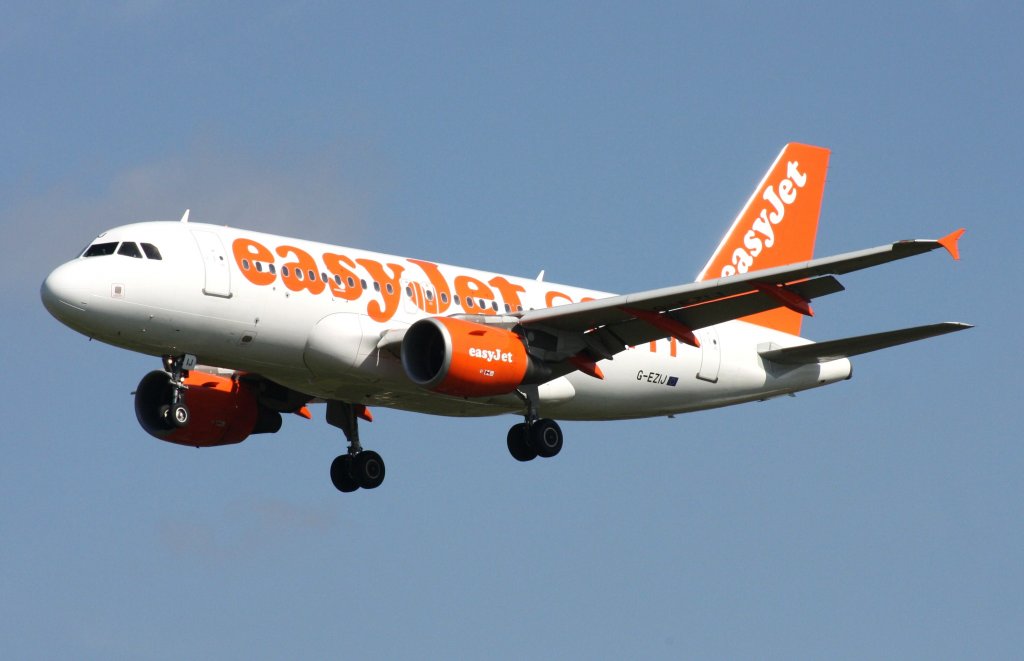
[134,370,282,447]
[401,317,533,397]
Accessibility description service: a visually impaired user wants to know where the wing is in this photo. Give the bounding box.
[758,322,973,365]
[517,229,965,362]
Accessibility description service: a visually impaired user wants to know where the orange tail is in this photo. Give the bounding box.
[696,142,831,336]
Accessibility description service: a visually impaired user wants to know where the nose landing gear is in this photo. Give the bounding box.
[160,354,196,429]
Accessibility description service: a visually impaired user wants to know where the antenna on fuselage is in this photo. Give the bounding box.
[180,209,190,223]
[536,270,545,282]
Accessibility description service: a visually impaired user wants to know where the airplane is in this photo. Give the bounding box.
[40,143,971,494]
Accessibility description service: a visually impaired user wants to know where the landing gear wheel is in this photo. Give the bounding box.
[353,451,386,489]
[159,403,190,429]
[169,403,190,428]
[530,418,563,458]
[325,401,386,494]
[157,405,173,430]
[330,455,360,493]
[507,423,537,462]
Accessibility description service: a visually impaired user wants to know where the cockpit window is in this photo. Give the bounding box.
[140,243,162,260]
[83,242,118,257]
[117,242,143,258]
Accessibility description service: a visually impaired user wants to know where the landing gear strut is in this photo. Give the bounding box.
[160,353,195,429]
[506,386,563,462]
[327,401,385,492]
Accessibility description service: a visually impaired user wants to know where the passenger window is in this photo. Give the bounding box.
[141,243,162,260]
[83,242,118,257]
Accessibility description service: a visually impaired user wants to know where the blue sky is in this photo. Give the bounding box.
[2,3,1020,659]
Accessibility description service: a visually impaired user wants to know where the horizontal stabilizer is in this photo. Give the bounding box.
[759,322,973,365]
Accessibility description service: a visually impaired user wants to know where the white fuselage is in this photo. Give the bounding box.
[41,221,851,421]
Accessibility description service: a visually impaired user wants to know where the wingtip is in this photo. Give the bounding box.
[938,228,965,260]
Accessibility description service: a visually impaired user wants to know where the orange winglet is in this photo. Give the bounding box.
[622,307,700,348]
[568,354,605,380]
[355,404,373,422]
[938,228,965,261]
[752,283,814,317]
[294,406,313,420]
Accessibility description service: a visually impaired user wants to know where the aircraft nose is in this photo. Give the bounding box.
[41,261,89,319]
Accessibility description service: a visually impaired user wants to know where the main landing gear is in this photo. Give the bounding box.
[506,387,564,462]
[506,418,564,461]
[160,353,196,429]
[327,401,385,493]
[324,390,563,492]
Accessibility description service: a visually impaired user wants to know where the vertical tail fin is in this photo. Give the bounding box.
[696,143,831,336]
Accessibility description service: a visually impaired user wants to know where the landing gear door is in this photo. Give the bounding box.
[191,230,232,298]
[696,327,721,383]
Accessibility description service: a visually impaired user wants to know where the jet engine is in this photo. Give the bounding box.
[134,370,282,447]
[401,317,538,397]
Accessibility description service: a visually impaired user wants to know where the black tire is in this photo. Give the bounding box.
[330,455,360,493]
[157,404,175,430]
[530,418,563,458]
[507,423,537,462]
[170,403,190,428]
[353,451,386,490]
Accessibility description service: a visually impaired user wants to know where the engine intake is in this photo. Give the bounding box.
[401,317,535,397]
